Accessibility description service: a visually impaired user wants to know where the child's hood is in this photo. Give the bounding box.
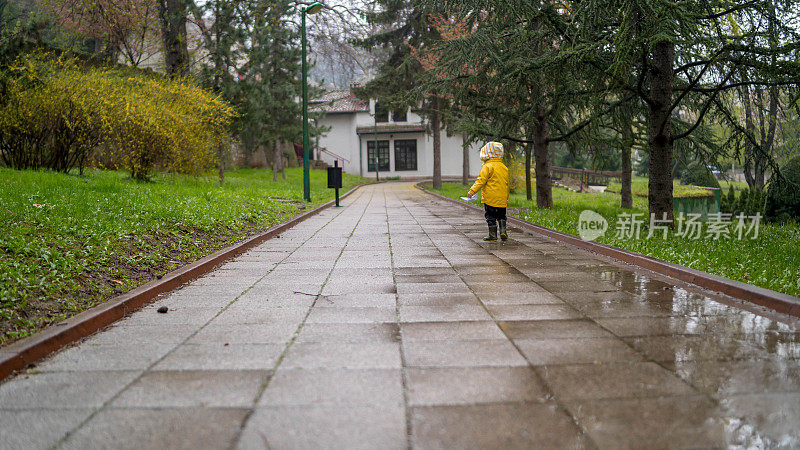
[479,142,504,161]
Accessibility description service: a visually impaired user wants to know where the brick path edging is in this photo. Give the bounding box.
[417,184,800,318]
[0,184,366,381]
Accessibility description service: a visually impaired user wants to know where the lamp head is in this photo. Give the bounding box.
[303,2,323,14]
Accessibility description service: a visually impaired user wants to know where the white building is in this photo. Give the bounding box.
[311,88,482,179]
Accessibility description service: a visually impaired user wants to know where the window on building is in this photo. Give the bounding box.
[394,139,417,171]
[367,140,390,172]
[392,108,407,122]
[374,103,389,123]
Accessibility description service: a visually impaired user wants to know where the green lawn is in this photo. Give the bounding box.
[429,181,800,297]
[0,167,370,345]
[606,175,715,197]
[606,175,751,197]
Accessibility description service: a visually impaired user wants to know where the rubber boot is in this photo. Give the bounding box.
[483,224,498,241]
[499,219,508,241]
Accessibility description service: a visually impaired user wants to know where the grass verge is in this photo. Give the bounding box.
[0,167,370,345]
[606,175,716,197]
[428,181,800,297]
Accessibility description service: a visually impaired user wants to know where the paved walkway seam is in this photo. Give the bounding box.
[0,184,367,382]
[384,189,415,450]
[417,184,800,318]
[50,189,367,448]
[401,192,600,448]
[232,187,376,448]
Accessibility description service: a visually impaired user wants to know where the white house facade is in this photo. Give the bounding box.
[311,89,482,179]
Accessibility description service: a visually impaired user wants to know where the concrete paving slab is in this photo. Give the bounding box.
[0,371,140,409]
[397,292,480,307]
[211,306,309,325]
[487,304,583,321]
[540,362,698,401]
[111,370,268,408]
[393,267,458,276]
[498,319,615,340]
[395,273,463,284]
[624,334,799,363]
[0,409,92,450]
[516,337,645,366]
[238,405,407,450]
[117,306,222,326]
[36,344,174,372]
[406,367,549,406]
[232,292,317,309]
[260,368,403,406]
[672,359,800,396]
[595,316,718,337]
[167,284,248,299]
[565,396,726,449]
[153,343,285,371]
[81,324,197,345]
[399,321,507,341]
[467,281,549,294]
[411,402,589,449]
[187,323,298,345]
[62,408,248,450]
[718,393,800,446]
[403,339,528,368]
[153,293,238,309]
[396,282,472,295]
[280,342,402,369]
[295,323,400,344]
[399,305,493,322]
[477,291,564,305]
[314,293,397,307]
[306,306,397,323]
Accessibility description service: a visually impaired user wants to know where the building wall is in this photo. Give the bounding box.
[316,108,483,179]
[316,113,361,175]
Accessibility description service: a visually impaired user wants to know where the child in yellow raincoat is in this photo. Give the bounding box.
[467,141,510,241]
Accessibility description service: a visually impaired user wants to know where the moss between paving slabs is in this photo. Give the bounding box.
[429,181,800,297]
[0,167,371,345]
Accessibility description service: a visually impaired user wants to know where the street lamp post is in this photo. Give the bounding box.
[301,2,323,202]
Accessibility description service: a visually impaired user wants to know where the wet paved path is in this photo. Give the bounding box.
[2,182,800,449]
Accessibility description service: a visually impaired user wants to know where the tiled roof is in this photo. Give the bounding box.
[356,124,426,135]
[310,90,368,113]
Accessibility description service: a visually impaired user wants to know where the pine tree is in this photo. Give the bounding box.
[355,1,446,188]
[244,0,303,175]
[421,3,619,208]
[560,0,800,220]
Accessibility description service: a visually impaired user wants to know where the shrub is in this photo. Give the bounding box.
[765,156,800,222]
[508,153,527,194]
[0,54,106,173]
[680,161,720,188]
[721,184,736,213]
[0,52,236,179]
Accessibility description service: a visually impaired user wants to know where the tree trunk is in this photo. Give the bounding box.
[525,141,533,201]
[156,0,189,77]
[431,94,442,189]
[532,118,552,208]
[272,141,282,182]
[462,134,469,185]
[620,122,633,209]
[647,41,675,221]
[743,85,757,189]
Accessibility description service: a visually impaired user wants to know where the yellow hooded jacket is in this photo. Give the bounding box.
[468,142,510,208]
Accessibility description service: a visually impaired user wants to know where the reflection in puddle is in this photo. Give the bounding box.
[580,263,800,444]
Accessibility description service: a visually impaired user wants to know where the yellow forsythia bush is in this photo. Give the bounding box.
[505,152,527,194]
[0,52,236,179]
[0,53,107,172]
